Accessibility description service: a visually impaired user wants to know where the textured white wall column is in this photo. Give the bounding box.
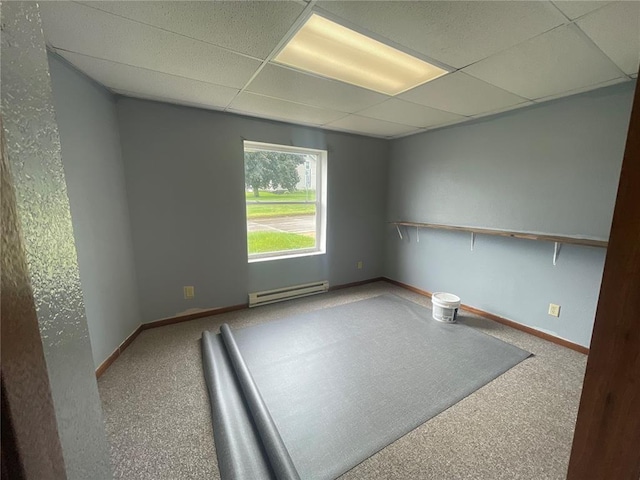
[1,3,112,478]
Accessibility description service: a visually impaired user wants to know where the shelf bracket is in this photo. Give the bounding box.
[470,232,475,251]
[553,242,561,266]
[417,226,420,243]
[396,224,403,240]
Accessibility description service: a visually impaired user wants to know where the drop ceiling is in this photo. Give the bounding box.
[40,1,639,139]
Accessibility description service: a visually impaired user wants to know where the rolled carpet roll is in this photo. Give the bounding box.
[220,324,300,480]
[201,331,275,480]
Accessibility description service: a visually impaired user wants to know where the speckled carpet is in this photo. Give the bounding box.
[97,281,587,479]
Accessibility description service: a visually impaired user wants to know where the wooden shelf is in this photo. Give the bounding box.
[391,221,608,249]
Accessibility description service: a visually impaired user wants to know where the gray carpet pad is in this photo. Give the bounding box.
[202,294,531,480]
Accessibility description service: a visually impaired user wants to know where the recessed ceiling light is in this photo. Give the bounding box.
[274,14,448,96]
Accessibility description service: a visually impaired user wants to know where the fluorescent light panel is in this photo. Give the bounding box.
[274,14,448,96]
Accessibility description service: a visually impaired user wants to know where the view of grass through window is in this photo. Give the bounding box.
[245,143,320,258]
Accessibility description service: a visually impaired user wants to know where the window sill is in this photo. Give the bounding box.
[248,249,326,264]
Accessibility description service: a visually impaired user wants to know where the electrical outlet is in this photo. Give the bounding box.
[184,286,195,299]
[548,303,560,317]
[357,261,363,269]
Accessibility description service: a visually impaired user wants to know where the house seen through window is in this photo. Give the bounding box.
[244,141,327,261]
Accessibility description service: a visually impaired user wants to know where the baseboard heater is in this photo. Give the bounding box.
[249,281,329,308]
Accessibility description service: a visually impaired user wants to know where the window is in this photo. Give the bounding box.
[244,141,327,262]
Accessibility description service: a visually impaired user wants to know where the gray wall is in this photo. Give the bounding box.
[1,3,112,478]
[388,84,634,239]
[48,53,142,368]
[116,99,389,322]
[386,82,635,347]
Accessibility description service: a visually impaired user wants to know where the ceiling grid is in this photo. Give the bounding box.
[40,1,639,139]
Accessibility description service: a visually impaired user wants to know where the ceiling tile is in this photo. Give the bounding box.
[40,2,261,89]
[552,1,611,20]
[533,77,630,103]
[316,1,566,68]
[463,25,624,100]
[78,1,305,60]
[246,64,388,113]
[111,89,228,114]
[357,99,464,128]
[576,1,640,76]
[54,51,239,110]
[325,115,420,138]
[228,92,346,126]
[469,101,536,120]
[399,71,529,116]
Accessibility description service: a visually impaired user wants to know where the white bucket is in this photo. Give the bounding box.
[432,292,461,323]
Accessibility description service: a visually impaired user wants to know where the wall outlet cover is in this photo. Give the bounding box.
[548,303,561,317]
[184,286,195,299]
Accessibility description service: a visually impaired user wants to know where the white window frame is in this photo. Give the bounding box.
[244,141,327,263]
